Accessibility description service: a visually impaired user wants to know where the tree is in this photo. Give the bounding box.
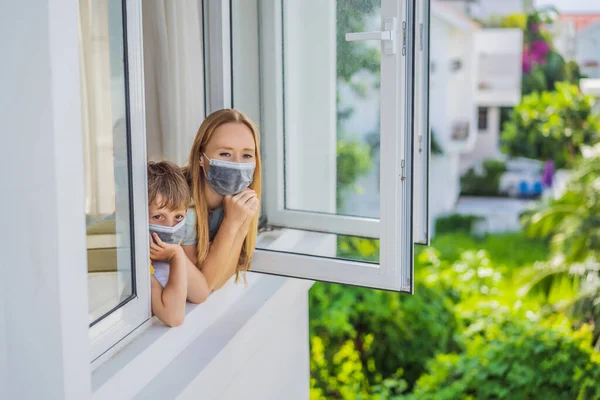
[501,83,600,168]
[521,147,600,346]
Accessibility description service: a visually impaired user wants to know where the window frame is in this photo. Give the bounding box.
[249,0,417,293]
[88,0,151,363]
[412,0,431,246]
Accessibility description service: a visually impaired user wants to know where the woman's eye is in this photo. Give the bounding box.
[219,152,231,157]
[243,154,254,159]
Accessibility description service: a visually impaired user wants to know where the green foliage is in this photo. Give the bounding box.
[501,83,600,168]
[460,159,507,196]
[429,232,548,269]
[430,129,443,155]
[336,0,380,83]
[486,13,527,29]
[310,253,461,395]
[336,139,372,209]
[434,214,482,236]
[521,147,600,346]
[408,318,600,400]
[337,236,379,262]
[523,146,600,261]
[311,229,600,398]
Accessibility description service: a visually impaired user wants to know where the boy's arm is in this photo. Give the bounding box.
[150,248,188,327]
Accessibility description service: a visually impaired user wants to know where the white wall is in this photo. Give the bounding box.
[577,22,600,79]
[175,279,310,400]
[429,153,461,235]
[429,14,450,148]
[469,0,524,19]
[1,1,91,398]
[440,0,525,19]
[460,107,502,173]
[91,275,312,400]
[552,19,577,61]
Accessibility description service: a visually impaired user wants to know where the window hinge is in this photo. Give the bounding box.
[401,159,406,182]
[402,21,406,56]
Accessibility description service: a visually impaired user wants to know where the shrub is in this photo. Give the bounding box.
[336,139,372,209]
[407,318,600,400]
[434,214,483,236]
[460,159,507,196]
[310,277,461,394]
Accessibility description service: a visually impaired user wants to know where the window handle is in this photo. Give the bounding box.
[345,17,397,55]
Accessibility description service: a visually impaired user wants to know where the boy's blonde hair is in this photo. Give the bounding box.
[147,161,190,211]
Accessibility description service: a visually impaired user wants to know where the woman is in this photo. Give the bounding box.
[180,109,262,291]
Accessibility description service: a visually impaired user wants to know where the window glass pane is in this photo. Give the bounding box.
[282,0,381,219]
[258,228,379,264]
[478,107,488,131]
[80,0,134,325]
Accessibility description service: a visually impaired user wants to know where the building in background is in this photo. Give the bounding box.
[440,0,534,20]
[552,13,600,77]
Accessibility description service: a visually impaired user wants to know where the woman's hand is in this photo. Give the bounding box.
[222,189,259,232]
[150,232,183,261]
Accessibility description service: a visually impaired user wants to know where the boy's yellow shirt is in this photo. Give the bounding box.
[149,260,155,275]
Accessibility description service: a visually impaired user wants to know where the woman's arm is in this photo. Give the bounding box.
[150,248,188,327]
[183,255,210,304]
[188,189,259,291]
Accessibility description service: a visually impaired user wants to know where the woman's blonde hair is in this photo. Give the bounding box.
[183,109,262,283]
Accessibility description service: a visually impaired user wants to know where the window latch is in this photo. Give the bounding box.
[345,17,397,55]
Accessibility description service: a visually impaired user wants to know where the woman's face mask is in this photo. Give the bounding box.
[203,153,255,196]
[149,218,186,244]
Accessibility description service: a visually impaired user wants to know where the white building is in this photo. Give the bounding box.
[551,14,600,77]
[576,21,600,78]
[428,1,481,222]
[440,0,533,20]
[2,1,430,399]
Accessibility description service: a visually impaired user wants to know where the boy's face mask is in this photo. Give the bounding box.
[149,218,186,244]
[203,153,255,196]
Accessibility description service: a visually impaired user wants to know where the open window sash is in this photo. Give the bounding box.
[251,0,421,293]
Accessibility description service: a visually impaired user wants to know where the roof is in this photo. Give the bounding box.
[559,13,600,31]
[577,19,600,36]
[431,0,481,32]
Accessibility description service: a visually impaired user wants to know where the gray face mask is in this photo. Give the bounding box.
[149,218,186,244]
[203,153,255,196]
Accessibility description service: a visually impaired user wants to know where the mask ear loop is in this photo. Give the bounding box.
[201,153,210,179]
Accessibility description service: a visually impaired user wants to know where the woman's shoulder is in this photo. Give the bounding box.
[181,207,198,245]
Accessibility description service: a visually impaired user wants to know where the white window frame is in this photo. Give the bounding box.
[88,0,151,363]
[246,0,418,292]
[412,0,431,245]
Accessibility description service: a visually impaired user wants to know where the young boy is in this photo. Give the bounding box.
[147,161,209,327]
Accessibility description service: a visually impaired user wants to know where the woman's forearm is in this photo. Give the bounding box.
[200,218,245,291]
[184,256,209,303]
[211,222,249,290]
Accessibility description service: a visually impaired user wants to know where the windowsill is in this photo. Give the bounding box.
[91,271,313,399]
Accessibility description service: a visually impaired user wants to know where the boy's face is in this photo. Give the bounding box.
[148,195,186,227]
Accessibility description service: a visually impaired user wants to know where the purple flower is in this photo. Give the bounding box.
[522,49,533,73]
[531,40,550,58]
[529,23,540,33]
